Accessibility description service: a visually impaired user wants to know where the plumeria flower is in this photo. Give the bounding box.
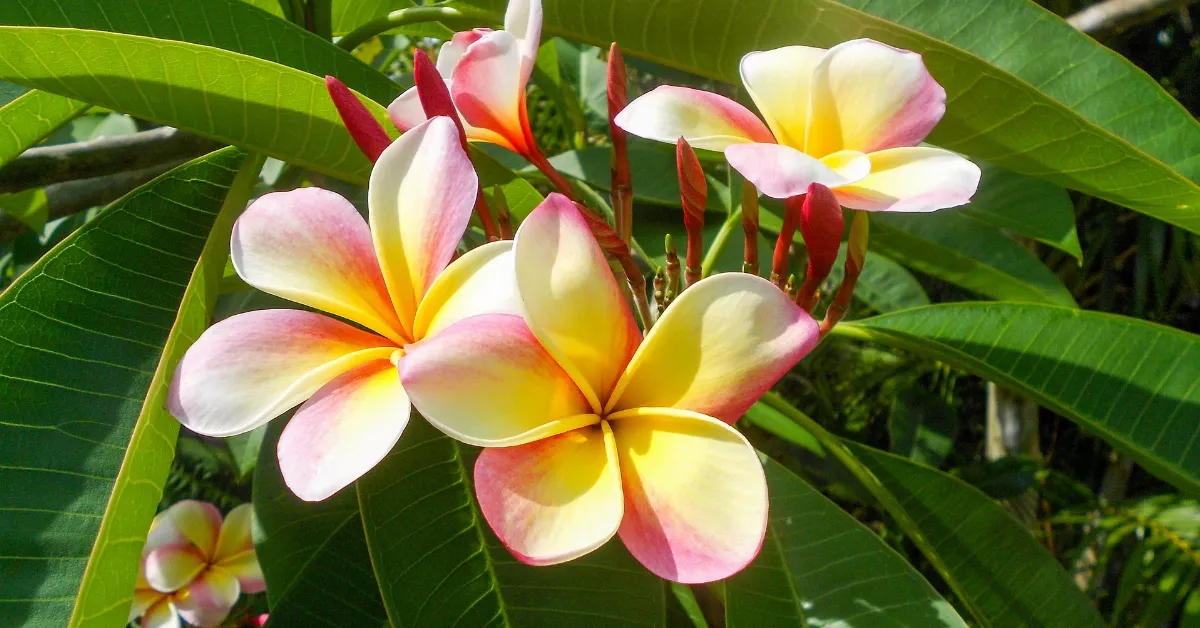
[616,39,981,212]
[388,0,542,158]
[399,194,819,583]
[131,502,262,628]
[168,117,518,501]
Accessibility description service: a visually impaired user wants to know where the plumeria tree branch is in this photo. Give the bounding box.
[335,4,494,52]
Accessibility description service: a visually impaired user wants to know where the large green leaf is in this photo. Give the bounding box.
[845,443,1105,627]
[357,417,666,627]
[0,90,89,167]
[869,212,1076,307]
[826,248,930,314]
[0,147,251,626]
[457,0,1200,230]
[755,395,1104,627]
[0,27,385,184]
[833,303,1200,493]
[253,421,389,627]
[963,163,1080,261]
[0,0,399,106]
[725,458,966,627]
[256,416,665,627]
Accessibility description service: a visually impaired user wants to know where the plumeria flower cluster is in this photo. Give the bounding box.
[166,0,979,585]
[131,502,263,628]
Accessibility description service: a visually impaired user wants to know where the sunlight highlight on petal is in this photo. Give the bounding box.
[615,85,775,151]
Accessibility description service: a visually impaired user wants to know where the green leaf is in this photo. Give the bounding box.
[888,387,957,466]
[0,26,386,184]
[253,420,390,627]
[834,302,1200,493]
[756,394,1104,627]
[357,417,666,626]
[0,0,400,106]
[0,147,252,626]
[963,164,1081,262]
[725,458,966,627]
[458,0,1200,230]
[845,443,1106,627]
[0,188,48,232]
[869,212,1076,307]
[544,147,726,211]
[532,39,588,148]
[553,40,608,130]
[0,89,89,167]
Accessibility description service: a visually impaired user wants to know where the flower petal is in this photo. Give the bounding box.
[168,310,396,437]
[131,587,165,623]
[369,116,479,327]
[475,423,623,566]
[401,314,595,446]
[514,194,641,408]
[833,147,982,213]
[607,273,818,423]
[806,39,946,156]
[142,599,182,628]
[504,0,542,81]
[610,409,768,583]
[212,504,252,563]
[216,550,265,595]
[412,240,521,340]
[175,569,239,628]
[231,188,407,343]
[156,500,223,558]
[451,30,529,153]
[386,87,427,133]
[725,142,869,199]
[615,85,775,151]
[739,45,826,150]
[144,543,207,593]
[278,359,410,502]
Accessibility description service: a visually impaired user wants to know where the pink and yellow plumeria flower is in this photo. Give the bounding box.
[399,194,819,583]
[388,0,541,156]
[168,117,518,501]
[131,502,263,628]
[616,39,981,211]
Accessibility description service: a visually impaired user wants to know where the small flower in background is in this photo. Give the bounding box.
[167,116,520,501]
[399,194,820,583]
[131,502,262,628]
[616,39,981,212]
[388,0,542,159]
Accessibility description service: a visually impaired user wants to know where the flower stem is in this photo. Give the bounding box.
[336,5,493,52]
[700,208,742,278]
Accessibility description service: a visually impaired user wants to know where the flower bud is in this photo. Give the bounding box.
[324,75,391,162]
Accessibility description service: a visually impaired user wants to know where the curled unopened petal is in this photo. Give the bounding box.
[369,116,478,325]
[725,143,868,199]
[514,194,641,408]
[412,240,520,339]
[740,45,826,149]
[611,409,768,584]
[474,423,622,566]
[800,182,844,282]
[833,147,981,213]
[231,188,407,343]
[325,75,391,162]
[401,314,595,446]
[607,273,818,423]
[168,310,396,438]
[504,0,542,82]
[615,85,775,151]
[451,30,530,154]
[806,39,946,156]
[278,360,410,502]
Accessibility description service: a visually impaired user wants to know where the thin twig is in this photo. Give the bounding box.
[1066,0,1193,34]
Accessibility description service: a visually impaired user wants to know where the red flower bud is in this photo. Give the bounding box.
[800,182,844,284]
[324,75,391,162]
[676,137,707,286]
[412,50,468,151]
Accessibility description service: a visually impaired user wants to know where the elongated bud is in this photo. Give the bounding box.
[578,203,629,257]
[794,182,842,310]
[653,266,667,316]
[325,76,391,162]
[848,210,869,271]
[664,234,682,304]
[742,181,760,275]
[608,43,633,243]
[772,194,803,287]
[413,50,462,142]
[492,185,514,240]
[677,138,706,286]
